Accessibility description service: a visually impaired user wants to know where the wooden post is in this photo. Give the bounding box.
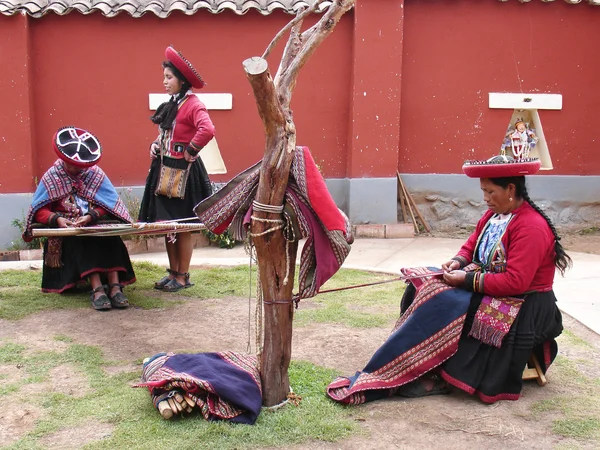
[243,0,355,406]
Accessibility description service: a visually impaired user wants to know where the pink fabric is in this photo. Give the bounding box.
[299,146,346,233]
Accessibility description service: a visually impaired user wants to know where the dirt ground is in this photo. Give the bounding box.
[1,231,599,449]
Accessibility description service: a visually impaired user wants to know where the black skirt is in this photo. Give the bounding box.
[423,288,564,402]
[41,236,136,293]
[138,156,213,223]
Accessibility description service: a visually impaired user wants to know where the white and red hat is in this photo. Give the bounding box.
[53,126,102,168]
[462,154,541,178]
[165,46,205,89]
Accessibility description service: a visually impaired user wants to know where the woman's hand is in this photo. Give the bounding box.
[184,150,197,163]
[441,260,460,272]
[443,270,466,287]
[56,217,75,228]
[150,143,160,160]
[73,215,92,227]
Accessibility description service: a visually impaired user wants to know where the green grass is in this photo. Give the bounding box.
[577,226,600,235]
[558,329,594,349]
[1,340,357,450]
[530,354,600,441]
[295,269,404,328]
[0,262,404,329]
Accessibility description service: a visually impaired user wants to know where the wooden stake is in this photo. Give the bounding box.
[397,175,408,223]
[397,172,431,233]
[397,172,419,233]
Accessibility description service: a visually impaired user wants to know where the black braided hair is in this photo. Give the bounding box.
[149,61,192,130]
[489,176,572,275]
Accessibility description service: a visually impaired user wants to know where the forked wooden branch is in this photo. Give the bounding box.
[277,0,354,106]
[243,0,355,407]
[261,0,324,60]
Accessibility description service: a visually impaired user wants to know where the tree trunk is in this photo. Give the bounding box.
[243,0,355,407]
[243,57,298,406]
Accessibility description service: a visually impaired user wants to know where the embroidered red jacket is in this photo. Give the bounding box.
[455,202,556,296]
[156,94,216,159]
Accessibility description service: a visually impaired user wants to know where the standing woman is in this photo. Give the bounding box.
[138,46,215,292]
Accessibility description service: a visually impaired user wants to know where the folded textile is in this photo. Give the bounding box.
[194,146,353,300]
[135,351,262,425]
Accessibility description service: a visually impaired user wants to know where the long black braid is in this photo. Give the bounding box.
[490,176,572,275]
[150,61,192,130]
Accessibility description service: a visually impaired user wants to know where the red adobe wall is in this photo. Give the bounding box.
[399,0,600,176]
[0,15,36,193]
[0,10,354,193]
[2,1,599,196]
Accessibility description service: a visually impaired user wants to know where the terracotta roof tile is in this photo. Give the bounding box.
[0,0,334,17]
[1,0,598,18]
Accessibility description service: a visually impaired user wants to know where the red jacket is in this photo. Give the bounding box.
[455,202,556,296]
[157,94,215,159]
[34,197,107,227]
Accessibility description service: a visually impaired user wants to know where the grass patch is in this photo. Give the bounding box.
[1,263,403,329]
[2,340,357,450]
[557,329,594,349]
[577,226,600,235]
[295,269,404,328]
[530,355,600,442]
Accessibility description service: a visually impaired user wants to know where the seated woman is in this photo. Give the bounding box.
[23,126,136,311]
[327,152,569,404]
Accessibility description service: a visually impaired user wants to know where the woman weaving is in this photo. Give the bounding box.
[138,46,215,293]
[327,149,569,404]
[23,127,136,311]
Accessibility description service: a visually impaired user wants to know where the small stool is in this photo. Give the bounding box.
[522,353,547,386]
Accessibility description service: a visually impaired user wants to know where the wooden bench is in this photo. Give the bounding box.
[522,353,547,386]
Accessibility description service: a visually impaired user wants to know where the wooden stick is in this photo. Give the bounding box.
[174,392,185,404]
[398,172,431,233]
[396,172,408,224]
[183,395,196,408]
[397,172,419,234]
[531,354,547,386]
[167,397,180,414]
[157,400,173,419]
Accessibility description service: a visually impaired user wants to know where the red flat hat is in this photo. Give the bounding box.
[165,46,205,89]
[53,126,102,168]
[462,155,541,178]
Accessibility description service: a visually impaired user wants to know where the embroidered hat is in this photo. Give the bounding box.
[463,116,542,178]
[165,46,205,89]
[462,154,541,178]
[53,126,102,168]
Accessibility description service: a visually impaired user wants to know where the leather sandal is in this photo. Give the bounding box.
[184,272,194,288]
[163,272,194,293]
[90,285,111,311]
[154,269,176,290]
[397,376,450,398]
[108,283,129,309]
